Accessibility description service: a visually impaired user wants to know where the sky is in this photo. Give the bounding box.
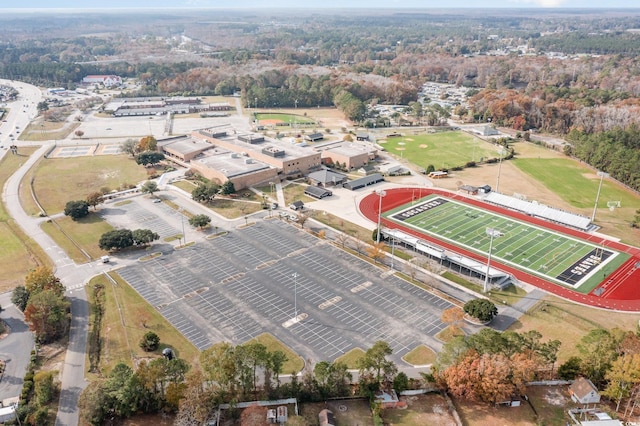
[2,0,639,9]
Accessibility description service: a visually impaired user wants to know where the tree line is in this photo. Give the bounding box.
[566,125,640,192]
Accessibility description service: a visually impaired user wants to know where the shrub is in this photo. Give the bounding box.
[463,299,498,322]
[139,331,160,352]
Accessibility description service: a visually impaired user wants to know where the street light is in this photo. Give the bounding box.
[376,190,386,243]
[292,273,299,320]
[180,209,187,246]
[591,171,609,222]
[390,234,396,270]
[495,148,507,192]
[483,227,501,293]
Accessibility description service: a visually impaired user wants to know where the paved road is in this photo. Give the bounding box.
[0,293,34,402]
[0,81,114,426]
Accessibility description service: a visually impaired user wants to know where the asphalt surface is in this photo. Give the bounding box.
[103,198,456,365]
[0,293,34,402]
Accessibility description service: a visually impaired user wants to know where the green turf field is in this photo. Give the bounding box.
[381,131,500,169]
[385,195,630,292]
[513,157,638,209]
[254,112,316,125]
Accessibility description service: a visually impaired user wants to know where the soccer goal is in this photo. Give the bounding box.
[607,201,621,212]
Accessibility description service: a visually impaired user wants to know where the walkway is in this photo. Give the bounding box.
[2,141,117,426]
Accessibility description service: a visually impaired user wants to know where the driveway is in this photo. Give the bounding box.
[0,293,34,402]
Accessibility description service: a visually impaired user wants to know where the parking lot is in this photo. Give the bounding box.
[103,201,452,364]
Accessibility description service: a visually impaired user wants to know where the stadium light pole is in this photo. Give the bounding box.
[376,190,386,243]
[495,148,506,193]
[179,208,187,246]
[483,228,500,293]
[591,171,609,222]
[292,273,299,320]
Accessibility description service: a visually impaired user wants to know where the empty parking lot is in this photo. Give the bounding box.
[105,204,453,364]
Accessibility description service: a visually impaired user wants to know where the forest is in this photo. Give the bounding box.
[1,8,639,188]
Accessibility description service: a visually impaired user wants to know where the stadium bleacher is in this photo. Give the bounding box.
[482,192,592,231]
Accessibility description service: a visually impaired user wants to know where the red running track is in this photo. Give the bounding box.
[360,187,640,312]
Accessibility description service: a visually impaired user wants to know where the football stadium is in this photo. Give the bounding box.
[359,187,640,312]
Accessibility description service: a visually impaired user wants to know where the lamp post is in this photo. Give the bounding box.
[483,227,501,293]
[376,190,386,243]
[390,234,396,270]
[292,273,299,320]
[180,209,187,246]
[495,148,506,192]
[591,171,609,222]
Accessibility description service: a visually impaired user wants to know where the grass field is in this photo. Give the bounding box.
[381,131,499,170]
[40,214,113,262]
[514,157,640,243]
[21,120,79,141]
[254,112,316,125]
[514,157,638,209]
[403,344,438,366]
[246,333,305,374]
[334,348,365,369]
[385,195,629,292]
[88,272,200,376]
[0,147,49,290]
[29,155,148,214]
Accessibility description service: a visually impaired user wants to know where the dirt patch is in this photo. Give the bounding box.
[301,399,373,425]
[419,144,428,148]
[405,138,415,141]
[582,172,599,180]
[382,393,457,426]
[395,147,406,151]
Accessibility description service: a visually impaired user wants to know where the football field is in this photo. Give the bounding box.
[384,195,630,291]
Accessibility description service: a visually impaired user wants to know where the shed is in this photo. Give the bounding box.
[356,132,370,141]
[459,184,478,195]
[305,186,332,199]
[318,409,336,426]
[305,132,325,142]
[289,200,305,210]
[570,377,600,405]
[343,173,384,191]
[479,184,492,194]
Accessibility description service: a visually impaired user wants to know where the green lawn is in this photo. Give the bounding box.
[40,214,113,262]
[382,131,499,169]
[514,157,638,209]
[403,344,437,366]
[334,348,365,369]
[0,147,49,290]
[29,155,148,214]
[245,333,305,374]
[88,273,200,377]
[254,112,316,125]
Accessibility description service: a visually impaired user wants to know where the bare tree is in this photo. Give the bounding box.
[336,232,349,249]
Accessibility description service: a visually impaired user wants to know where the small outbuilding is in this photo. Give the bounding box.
[343,173,384,190]
[304,186,332,199]
[305,132,325,142]
[289,201,305,211]
[459,184,479,195]
[570,377,601,405]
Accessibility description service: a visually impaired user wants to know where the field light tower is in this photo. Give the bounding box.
[483,228,501,293]
[292,273,299,320]
[591,171,609,222]
[376,190,386,243]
